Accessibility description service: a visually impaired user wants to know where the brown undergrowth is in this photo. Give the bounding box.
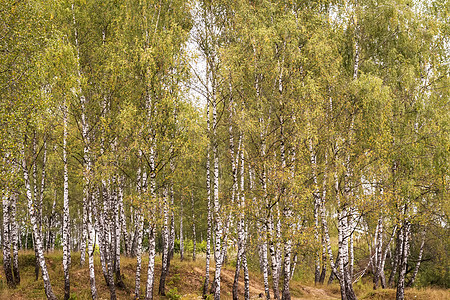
[0,251,447,300]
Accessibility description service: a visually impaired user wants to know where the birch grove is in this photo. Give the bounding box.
[0,1,448,300]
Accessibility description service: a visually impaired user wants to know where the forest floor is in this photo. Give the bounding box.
[0,251,448,300]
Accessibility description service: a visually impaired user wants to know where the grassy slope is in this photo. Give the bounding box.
[0,251,447,300]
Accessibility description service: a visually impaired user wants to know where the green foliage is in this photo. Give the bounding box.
[69,294,78,300]
[166,287,182,300]
[0,0,447,294]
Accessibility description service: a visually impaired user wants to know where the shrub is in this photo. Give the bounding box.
[167,287,181,300]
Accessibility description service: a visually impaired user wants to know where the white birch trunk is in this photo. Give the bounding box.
[191,191,196,261]
[243,251,250,300]
[87,196,97,300]
[115,178,125,288]
[169,160,176,262]
[134,213,144,299]
[212,69,223,300]
[309,137,321,284]
[389,226,402,287]
[373,216,383,289]
[396,222,410,300]
[180,197,184,261]
[144,127,157,299]
[63,97,71,300]
[379,225,398,288]
[268,214,280,300]
[145,226,156,300]
[233,133,246,300]
[22,145,57,300]
[319,153,341,287]
[282,238,292,300]
[135,153,145,299]
[31,133,40,280]
[72,3,89,267]
[11,191,20,285]
[93,188,109,286]
[104,182,117,300]
[255,62,270,300]
[407,228,426,287]
[203,88,212,297]
[159,186,170,295]
[2,189,14,287]
[119,189,129,257]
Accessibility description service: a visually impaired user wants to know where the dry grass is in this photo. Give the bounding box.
[0,251,448,300]
[361,287,450,300]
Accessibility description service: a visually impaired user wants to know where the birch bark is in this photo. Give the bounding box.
[254,55,270,300]
[72,2,89,267]
[145,226,156,300]
[396,222,410,300]
[309,137,321,284]
[2,189,14,287]
[11,191,20,285]
[144,130,157,299]
[212,71,223,300]
[191,191,196,261]
[388,226,402,287]
[135,153,145,299]
[406,228,426,287]
[203,80,212,297]
[32,133,40,280]
[114,177,125,288]
[233,133,246,300]
[180,197,184,261]
[87,195,97,300]
[159,186,170,295]
[22,144,57,300]
[63,97,71,300]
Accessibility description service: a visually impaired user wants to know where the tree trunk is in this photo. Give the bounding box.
[11,191,20,285]
[159,187,170,296]
[22,144,57,300]
[114,177,125,289]
[119,187,129,257]
[396,222,410,300]
[327,253,339,285]
[242,251,250,300]
[379,225,397,289]
[212,74,223,300]
[309,138,321,285]
[145,226,156,300]
[268,216,281,300]
[373,217,384,289]
[261,224,271,300]
[134,213,144,299]
[231,108,241,300]
[203,92,212,298]
[104,182,117,300]
[32,133,40,281]
[145,118,157,300]
[389,226,402,288]
[169,165,176,262]
[407,228,426,287]
[319,155,343,293]
[191,192,196,262]
[2,189,14,288]
[135,155,145,299]
[63,97,71,300]
[319,228,327,284]
[87,196,97,300]
[93,187,109,286]
[180,197,184,261]
[72,2,89,268]
[281,238,292,300]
